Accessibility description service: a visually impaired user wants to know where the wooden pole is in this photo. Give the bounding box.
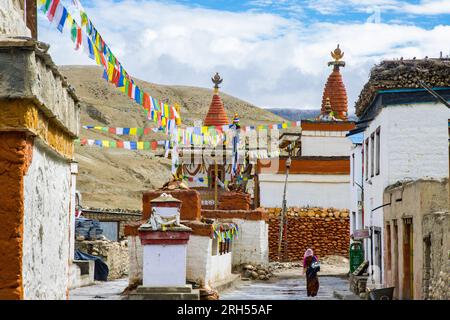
[25,0,37,40]
[214,159,218,210]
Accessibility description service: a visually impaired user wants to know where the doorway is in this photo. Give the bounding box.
[373,227,382,283]
[402,218,414,299]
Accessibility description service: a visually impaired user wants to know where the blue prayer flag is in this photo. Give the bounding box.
[123,128,130,135]
[130,141,137,150]
[57,8,68,32]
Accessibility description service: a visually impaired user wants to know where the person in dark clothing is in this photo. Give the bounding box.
[302,248,320,297]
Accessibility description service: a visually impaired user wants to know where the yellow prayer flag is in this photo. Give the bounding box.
[282,123,288,129]
[130,128,137,135]
[137,142,144,150]
[94,126,102,130]
[102,140,110,148]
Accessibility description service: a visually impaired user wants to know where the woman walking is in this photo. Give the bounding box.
[303,248,320,297]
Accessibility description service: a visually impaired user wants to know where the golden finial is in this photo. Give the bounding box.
[331,44,344,61]
[212,72,223,94]
[328,44,346,69]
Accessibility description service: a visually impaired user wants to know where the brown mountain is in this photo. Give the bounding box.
[60,66,284,210]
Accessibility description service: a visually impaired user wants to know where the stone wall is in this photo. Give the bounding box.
[422,212,450,300]
[383,179,449,300]
[266,207,350,261]
[76,239,129,280]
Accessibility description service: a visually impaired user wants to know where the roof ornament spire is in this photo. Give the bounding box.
[212,72,223,94]
[328,44,346,70]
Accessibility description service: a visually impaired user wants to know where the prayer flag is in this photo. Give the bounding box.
[47,0,60,21]
[56,7,68,32]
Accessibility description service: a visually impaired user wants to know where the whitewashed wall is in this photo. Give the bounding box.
[22,141,71,300]
[361,101,450,281]
[210,252,232,285]
[230,219,268,267]
[301,131,352,157]
[186,235,212,286]
[259,173,350,209]
[128,236,143,284]
[0,0,31,37]
[349,144,363,235]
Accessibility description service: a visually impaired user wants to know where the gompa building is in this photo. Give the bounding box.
[257,45,355,209]
[255,46,354,262]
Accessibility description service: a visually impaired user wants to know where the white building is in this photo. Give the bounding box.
[257,121,355,209]
[349,68,450,284]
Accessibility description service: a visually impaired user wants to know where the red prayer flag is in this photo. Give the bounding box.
[47,0,60,21]
[151,141,157,150]
[76,27,82,50]
[144,128,151,135]
[109,127,116,134]
[117,140,124,149]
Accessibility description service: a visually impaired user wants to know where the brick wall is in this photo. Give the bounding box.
[266,207,350,261]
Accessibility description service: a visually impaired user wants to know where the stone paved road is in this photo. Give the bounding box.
[220,270,353,300]
[69,278,128,300]
[69,271,355,300]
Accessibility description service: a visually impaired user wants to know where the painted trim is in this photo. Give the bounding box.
[0,100,74,159]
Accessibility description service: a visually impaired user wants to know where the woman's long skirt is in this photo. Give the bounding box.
[306,275,320,297]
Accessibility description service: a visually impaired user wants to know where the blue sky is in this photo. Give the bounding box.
[38,1,450,112]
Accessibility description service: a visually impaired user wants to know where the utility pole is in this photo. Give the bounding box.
[278,146,292,261]
[214,159,218,210]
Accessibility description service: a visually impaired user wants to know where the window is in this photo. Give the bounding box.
[376,127,381,175]
[352,212,357,234]
[370,133,375,177]
[352,153,355,186]
[365,138,369,180]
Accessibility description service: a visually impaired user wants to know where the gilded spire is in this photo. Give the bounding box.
[328,44,346,70]
[212,72,223,94]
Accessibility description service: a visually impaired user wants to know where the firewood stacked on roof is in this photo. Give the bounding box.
[355,58,450,117]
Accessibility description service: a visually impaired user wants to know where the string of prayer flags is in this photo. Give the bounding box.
[212,223,239,241]
[83,125,160,136]
[38,0,182,132]
[76,138,165,151]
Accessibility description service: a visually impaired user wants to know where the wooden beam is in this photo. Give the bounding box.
[25,0,37,40]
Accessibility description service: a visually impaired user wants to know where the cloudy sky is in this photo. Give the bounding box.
[38,0,450,113]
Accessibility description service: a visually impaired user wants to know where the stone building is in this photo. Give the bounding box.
[383,179,448,300]
[0,1,80,299]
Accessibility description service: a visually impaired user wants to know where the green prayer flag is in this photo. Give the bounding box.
[137,128,144,136]
[144,141,150,150]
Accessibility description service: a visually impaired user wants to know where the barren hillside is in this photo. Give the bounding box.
[60,66,285,210]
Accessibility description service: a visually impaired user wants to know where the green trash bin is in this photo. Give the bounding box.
[349,242,364,273]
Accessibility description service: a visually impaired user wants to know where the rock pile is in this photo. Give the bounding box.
[266,207,350,261]
[219,192,251,210]
[199,287,219,300]
[266,207,350,219]
[75,239,129,280]
[355,58,450,116]
[239,264,273,281]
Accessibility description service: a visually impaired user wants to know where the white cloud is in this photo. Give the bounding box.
[37,0,450,113]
